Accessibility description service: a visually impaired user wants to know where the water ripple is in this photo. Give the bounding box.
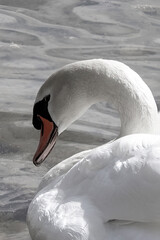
[1,1,160,239]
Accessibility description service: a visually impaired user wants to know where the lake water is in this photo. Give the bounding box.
[0,0,160,239]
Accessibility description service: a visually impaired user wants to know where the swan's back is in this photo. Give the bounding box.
[27,134,160,240]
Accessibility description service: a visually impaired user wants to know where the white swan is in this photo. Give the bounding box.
[27,59,160,240]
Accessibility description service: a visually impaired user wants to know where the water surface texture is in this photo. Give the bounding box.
[1,0,160,239]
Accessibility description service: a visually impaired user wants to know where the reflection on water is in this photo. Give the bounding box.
[0,0,160,239]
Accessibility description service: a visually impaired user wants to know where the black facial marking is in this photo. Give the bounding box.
[43,94,50,103]
[32,94,52,130]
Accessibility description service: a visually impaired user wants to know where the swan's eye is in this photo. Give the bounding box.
[44,95,50,102]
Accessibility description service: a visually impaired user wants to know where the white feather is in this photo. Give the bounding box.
[27,60,160,240]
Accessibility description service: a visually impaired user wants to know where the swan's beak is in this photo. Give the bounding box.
[33,115,58,166]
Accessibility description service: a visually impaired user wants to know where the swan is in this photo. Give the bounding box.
[27,59,160,240]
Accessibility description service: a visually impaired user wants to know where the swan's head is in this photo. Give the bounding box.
[32,65,93,166]
[32,59,158,165]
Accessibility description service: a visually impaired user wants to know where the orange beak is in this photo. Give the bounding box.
[33,115,58,166]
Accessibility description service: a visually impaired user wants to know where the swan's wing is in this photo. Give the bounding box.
[91,134,160,223]
[58,134,160,223]
[28,134,160,240]
[38,149,92,191]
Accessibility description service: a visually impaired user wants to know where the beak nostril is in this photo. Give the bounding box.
[37,115,45,136]
[32,94,52,131]
[33,114,42,130]
[37,115,42,123]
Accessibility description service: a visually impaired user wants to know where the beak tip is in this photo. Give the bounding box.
[33,154,43,167]
[33,158,39,167]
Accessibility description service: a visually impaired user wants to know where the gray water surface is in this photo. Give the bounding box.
[1,0,160,239]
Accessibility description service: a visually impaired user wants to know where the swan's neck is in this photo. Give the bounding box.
[60,60,158,136]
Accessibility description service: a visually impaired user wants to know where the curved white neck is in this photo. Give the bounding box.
[57,59,158,136]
